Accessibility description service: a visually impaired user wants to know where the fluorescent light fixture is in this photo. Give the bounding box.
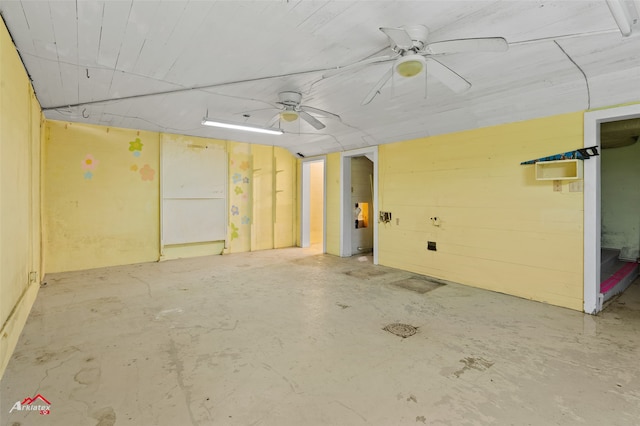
[607,0,633,36]
[201,118,283,135]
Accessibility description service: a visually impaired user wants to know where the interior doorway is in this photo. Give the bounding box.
[599,118,640,304]
[350,156,374,255]
[340,147,378,264]
[584,104,640,313]
[301,158,325,251]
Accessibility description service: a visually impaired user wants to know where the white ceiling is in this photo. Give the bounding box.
[2,0,640,157]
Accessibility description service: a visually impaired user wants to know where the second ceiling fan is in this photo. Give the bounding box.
[266,91,340,130]
[327,24,509,105]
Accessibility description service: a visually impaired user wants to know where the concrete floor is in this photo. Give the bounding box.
[2,247,640,426]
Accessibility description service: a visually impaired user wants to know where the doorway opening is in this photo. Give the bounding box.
[350,157,374,256]
[301,158,325,252]
[340,147,378,264]
[584,104,640,313]
[599,118,640,305]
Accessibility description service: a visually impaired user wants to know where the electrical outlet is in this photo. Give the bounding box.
[427,241,437,251]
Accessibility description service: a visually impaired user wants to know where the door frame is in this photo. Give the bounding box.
[340,147,378,264]
[300,156,326,252]
[584,103,640,314]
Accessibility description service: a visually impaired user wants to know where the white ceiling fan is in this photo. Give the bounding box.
[326,25,509,105]
[264,91,340,130]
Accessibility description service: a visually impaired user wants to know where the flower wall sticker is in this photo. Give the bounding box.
[82,154,98,170]
[230,223,239,240]
[239,161,250,171]
[130,164,138,172]
[234,186,243,195]
[139,164,155,181]
[232,173,242,184]
[241,216,250,225]
[231,205,239,216]
[243,177,250,184]
[129,138,144,154]
[82,154,98,180]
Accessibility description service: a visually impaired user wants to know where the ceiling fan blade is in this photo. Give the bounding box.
[426,58,471,93]
[299,105,341,121]
[266,113,280,128]
[426,37,508,55]
[362,67,393,106]
[299,111,325,130]
[380,27,414,50]
[323,54,397,78]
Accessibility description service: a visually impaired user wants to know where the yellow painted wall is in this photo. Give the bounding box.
[44,122,160,272]
[227,142,253,253]
[251,145,274,250]
[378,112,585,310]
[295,159,302,247]
[310,161,324,245]
[325,152,341,256]
[0,18,43,378]
[227,143,297,253]
[274,147,296,248]
[44,125,298,267]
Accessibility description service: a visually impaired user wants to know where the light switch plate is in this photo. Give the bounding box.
[569,181,583,192]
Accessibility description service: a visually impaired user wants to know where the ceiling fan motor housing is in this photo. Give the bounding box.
[394,24,429,52]
[278,91,303,107]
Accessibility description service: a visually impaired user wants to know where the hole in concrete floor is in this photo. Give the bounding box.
[383,323,417,338]
[390,276,445,294]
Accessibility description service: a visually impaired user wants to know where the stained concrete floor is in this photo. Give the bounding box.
[2,247,640,425]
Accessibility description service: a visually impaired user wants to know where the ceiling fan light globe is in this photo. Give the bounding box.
[280,111,299,122]
[395,55,425,77]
